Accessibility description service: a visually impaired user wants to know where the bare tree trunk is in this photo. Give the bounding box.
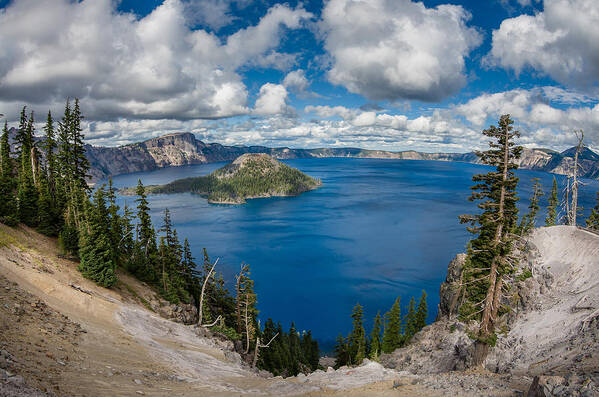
[252,336,260,368]
[244,294,250,354]
[252,332,279,368]
[197,258,218,326]
[236,273,242,333]
[31,146,38,186]
[570,130,584,226]
[235,264,249,334]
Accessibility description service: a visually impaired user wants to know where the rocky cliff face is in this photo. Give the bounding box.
[16,130,595,182]
[381,226,599,396]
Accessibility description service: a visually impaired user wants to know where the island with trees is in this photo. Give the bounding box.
[124,153,322,204]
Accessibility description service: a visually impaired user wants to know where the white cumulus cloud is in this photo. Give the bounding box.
[254,83,293,116]
[319,0,481,102]
[0,0,312,123]
[488,0,599,88]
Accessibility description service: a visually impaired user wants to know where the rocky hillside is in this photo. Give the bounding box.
[79,132,599,182]
[144,153,322,204]
[381,226,599,396]
[1,223,598,395]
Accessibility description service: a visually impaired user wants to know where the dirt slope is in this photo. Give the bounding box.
[0,224,439,396]
[3,224,594,396]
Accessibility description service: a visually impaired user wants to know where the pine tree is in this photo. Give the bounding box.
[300,330,319,371]
[0,121,17,221]
[106,178,122,264]
[70,99,90,191]
[545,176,558,226]
[37,111,61,235]
[348,303,366,365]
[403,297,417,343]
[586,192,599,230]
[369,311,382,359]
[133,179,158,280]
[42,110,58,200]
[37,164,56,235]
[414,290,427,331]
[182,239,196,291]
[287,322,303,375]
[459,114,522,364]
[236,265,258,353]
[333,334,350,368]
[518,178,543,235]
[13,106,28,159]
[17,111,38,226]
[119,203,136,268]
[78,187,117,287]
[382,297,402,353]
[158,208,186,303]
[56,99,72,211]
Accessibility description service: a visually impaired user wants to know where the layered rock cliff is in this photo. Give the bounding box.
[84,132,599,182]
[9,128,599,182]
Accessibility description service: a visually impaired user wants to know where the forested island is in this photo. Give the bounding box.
[123,153,322,204]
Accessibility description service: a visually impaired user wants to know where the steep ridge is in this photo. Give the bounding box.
[82,132,599,182]
[8,128,597,182]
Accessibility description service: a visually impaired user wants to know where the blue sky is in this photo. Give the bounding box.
[1,0,598,152]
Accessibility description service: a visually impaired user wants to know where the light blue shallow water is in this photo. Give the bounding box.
[102,158,599,349]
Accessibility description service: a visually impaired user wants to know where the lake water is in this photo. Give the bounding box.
[103,158,599,350]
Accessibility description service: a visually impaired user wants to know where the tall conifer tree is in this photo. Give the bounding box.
[545,177,558,226]
[78,187,117,287]
[43,111,58,200]
[70,99,90,190]
[459,114,522,364]
[369,311,383,359]
[348,303,366,365]
[415,290,428,331]
[17,111,38,226]
[586,192,599,230]
[382,297,402,353]
[13,106,28,159]
[518,178,543,235]
[403,297,417,342]
[0,121,16,220]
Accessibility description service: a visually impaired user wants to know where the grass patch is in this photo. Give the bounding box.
[516,268,533,282]
[0,225,26,250]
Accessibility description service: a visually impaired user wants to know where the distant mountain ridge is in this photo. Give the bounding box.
[84,132,484,181]
[8,129,599,182]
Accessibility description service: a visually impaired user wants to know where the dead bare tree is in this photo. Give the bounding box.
[569,129,584,226]
[235,264,249,333]
[197,257,219,326]
[252,330,279,368]
[244,293,251,354]
[203,315,223,328]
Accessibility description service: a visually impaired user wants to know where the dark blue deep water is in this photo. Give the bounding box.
[103,158,599,350]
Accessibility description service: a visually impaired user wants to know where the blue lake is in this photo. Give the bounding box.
[103,158,599,350]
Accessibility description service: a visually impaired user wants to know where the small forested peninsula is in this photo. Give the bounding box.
[129,153,322,204]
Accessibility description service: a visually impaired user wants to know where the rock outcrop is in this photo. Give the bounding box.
[381,226,599,397]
